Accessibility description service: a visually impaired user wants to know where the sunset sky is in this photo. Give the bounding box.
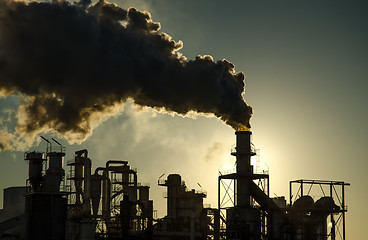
[0,0,367,239]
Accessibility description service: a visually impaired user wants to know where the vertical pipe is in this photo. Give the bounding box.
[267,176,270,199]
[289,181,292,206]
[329,183,335,240]
[102,169,111,220]
[342,184,345,240]
[234,179,237,206]
[218,176,220,212]
[82,157,91,216]
[300,180,303,197]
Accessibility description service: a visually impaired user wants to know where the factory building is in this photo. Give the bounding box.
[0,131,349,239]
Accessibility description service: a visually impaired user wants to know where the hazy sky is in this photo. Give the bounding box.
[0,0,367,239]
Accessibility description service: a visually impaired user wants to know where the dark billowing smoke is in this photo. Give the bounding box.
[0,0,252,149]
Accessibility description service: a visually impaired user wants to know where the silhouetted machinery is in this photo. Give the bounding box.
[66,151,154,239]
[24,138,67,240]
[156,174,220,240]
[218,131,350,240]
[0,132,349,240]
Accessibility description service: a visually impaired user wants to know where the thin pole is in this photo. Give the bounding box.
[289,181,292,205]
[342,184,346,240]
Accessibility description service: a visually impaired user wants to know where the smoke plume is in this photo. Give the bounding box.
[0,0,252,150]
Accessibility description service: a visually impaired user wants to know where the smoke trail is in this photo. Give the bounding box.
[0,0,252,150]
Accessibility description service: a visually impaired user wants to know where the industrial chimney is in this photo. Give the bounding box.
[232,131,255,207]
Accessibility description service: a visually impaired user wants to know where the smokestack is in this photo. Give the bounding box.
[235,131,254,173]
[0,0,252,150]
[233,130,255,207]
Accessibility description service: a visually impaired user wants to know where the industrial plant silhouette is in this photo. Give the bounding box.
[0,1,350,239]
[0,130,349,240]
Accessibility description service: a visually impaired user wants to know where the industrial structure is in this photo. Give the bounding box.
[218,131,349,240]
[0,131,349,240]
[156,174,219,239]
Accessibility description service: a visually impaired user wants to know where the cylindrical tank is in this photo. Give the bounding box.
[44,152,65,192]
[293,195,314,210]
[25,152,44,192]
[167,174,182,219]
[313,197,338,239]
[167,174,181,186]
[314,196,338,211]
[48,152,64,170]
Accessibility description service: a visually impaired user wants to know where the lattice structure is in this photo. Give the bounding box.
[290,180,350,240]
[218,131,271,240]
